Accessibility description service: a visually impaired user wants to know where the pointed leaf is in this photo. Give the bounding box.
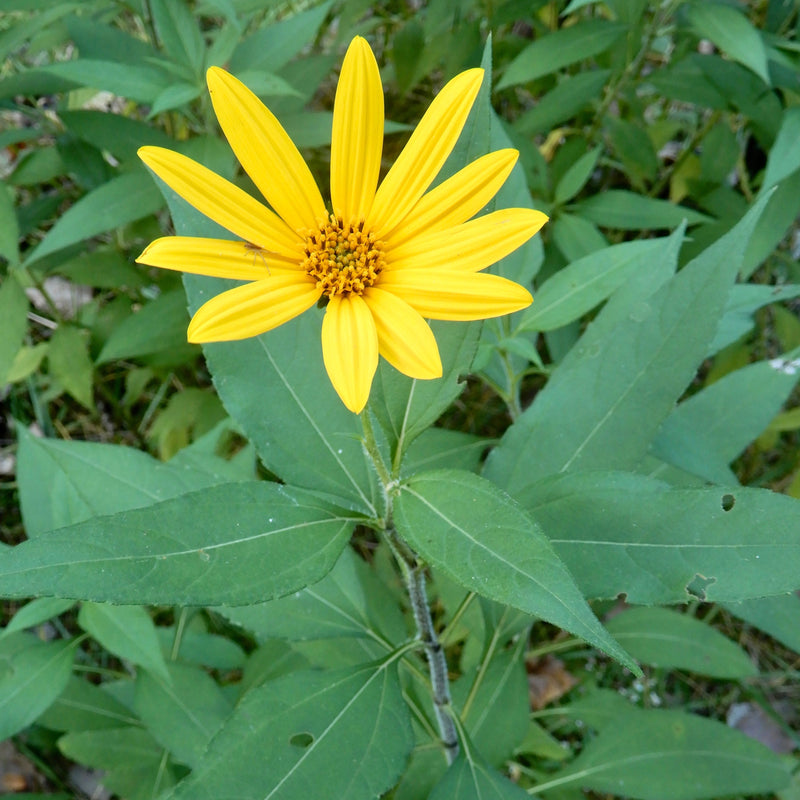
[497,20,628,89]
[604,607,756,678]
[0,482,355,606]
[545,708,790,799]
[0,634,76,740]
[16,427,252,537]
[394,469,638,672]
[486,195,769,494]
[78,603,170,681]
[518,470,800,604]
[167,660,413,800]
[134,661,232,768]
[217,546,406,646]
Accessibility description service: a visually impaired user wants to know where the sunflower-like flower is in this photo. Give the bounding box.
[137,37,547,413]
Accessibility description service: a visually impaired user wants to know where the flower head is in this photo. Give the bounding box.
[137,37,547,413]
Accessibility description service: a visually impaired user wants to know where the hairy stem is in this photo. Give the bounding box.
[387,528,460,764]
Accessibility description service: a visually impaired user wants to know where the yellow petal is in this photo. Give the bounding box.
[385,149,519,247]
[379,269,533,320]
[331,37,383,224]
[188,274,320,342]
[321,294,378,414]
[368,68,484,237]
[207,66,327,233]
[137,237,300,280]
[387,208,548,273]
[363,287,442,379]
[138,146,301,258]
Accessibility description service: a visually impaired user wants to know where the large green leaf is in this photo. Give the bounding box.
[16,427,252,537]
[575,190,710,229]
[133,661,232,769]
[497,20,627,90]
[541,708,790,799]
[485,195,768,494]
[518,234,681,333]
[0,482,355,606]
[604,607,756,678]
[393,469,638,673]
[651,349,800,484]
[150,0,206,77]
[166,659,413,800]
[0,633,77,740]
[518,470,800,604]
[37,675,138,731]
[217,546,406,646]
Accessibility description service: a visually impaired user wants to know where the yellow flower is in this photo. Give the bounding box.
[137,37,547,414]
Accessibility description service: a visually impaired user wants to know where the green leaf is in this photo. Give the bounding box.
[575,190,710,229]
[37,675,138,731]
[47,324,94,409]
[651,350,800,484]
[485,197,767,494]
[24,170,164,265]
[38,59,174,103]
[429,733,531,800]
[514,70,610,136]
[167,660,413,800]
[78,603,170,682]
[761,107,800,192]
[551,212,608,262]
[229,1,333,74]
[154,627,246,670]
[217,546,406,646]
[709,283,800,354]
[688,2,770,85]
[0,271,28,383]
[0,634,76,740]
[554,145,602,205]
[723,594,800,654]
[453,635,529,766]
[0,482,355,606]
[0,597,75,639]
[150,0,206,77]
[605,117,659,187]
[518,470,800,604]
[394,469,638,673]
[497,21,628,90]
[16,427,253,537]
[53,247,146,289]
[545,708,790,799]
[58,726,178,800]
[519,234,681,333]
[403,428,488,477]
[149,82,203,116]
[0,181,20,267]
[97,288,193,363]
[604,607,756,678]
[133,661,232,768]
[58,109,175,164]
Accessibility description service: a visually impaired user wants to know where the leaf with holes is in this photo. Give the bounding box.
[167,659,413,800]
[517,470,800,604]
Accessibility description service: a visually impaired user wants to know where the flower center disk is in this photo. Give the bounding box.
[302,216,385,298]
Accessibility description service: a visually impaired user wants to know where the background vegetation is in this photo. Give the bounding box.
[1,0,800,798]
